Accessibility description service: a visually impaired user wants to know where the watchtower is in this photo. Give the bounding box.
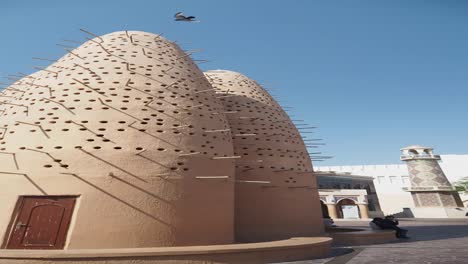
[401,145,465,217]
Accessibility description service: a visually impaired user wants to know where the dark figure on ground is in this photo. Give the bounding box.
[371,216,409,239]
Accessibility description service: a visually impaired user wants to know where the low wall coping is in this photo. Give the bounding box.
[0,237,332,259]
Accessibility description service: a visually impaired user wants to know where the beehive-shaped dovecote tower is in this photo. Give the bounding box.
[401,145,464,218]
[0,31,236,249]
[205,70,324,242]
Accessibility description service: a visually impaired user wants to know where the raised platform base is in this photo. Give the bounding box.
[0,237,332,264]
[326,227,397,246]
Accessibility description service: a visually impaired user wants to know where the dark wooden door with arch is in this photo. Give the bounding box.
[3,196,76,249]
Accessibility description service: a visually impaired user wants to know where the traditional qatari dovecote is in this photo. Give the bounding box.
[0,31,237,249]
[205,70,323,242]
[0,31,324,251]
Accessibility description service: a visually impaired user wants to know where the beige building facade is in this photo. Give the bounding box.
[317,150,468,218]
[316,173,383,220]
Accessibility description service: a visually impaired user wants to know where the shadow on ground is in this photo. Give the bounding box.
[329,247,354,257]
[278,221,468,263]
[336,220,468,243]
[401,224,468,242]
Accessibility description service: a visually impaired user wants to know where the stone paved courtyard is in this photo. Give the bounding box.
[279,219,468,264]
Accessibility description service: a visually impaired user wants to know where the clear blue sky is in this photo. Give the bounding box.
[1,0,467,166]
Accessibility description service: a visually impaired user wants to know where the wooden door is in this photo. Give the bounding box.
[4,196,76,249]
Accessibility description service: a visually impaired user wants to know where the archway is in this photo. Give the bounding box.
[336,198,360,219]
[320,200,329,218]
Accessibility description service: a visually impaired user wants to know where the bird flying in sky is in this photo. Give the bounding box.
[174,12,199,22]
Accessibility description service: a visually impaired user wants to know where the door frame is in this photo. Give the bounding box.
[1,195,79,249]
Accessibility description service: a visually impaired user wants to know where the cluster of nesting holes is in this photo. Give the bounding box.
[0,32,239,173]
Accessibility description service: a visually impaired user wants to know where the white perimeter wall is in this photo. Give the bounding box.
[316,154,468,216]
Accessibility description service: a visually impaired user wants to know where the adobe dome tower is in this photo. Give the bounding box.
[0,31,236,249]
[401,145,465,218]
[205,70,324,242]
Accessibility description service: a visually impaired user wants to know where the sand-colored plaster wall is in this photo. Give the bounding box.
[0,31,235,248]
[204,70,324,242]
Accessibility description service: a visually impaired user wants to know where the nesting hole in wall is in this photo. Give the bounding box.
[0,33,245,172]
